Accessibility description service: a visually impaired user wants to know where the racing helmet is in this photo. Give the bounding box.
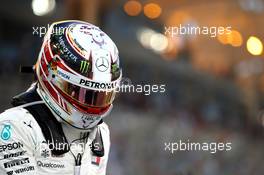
[35,20,122,130]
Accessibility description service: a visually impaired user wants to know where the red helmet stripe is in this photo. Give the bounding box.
[44,41,53,62]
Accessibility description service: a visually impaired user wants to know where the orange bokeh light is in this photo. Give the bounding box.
[217,30,230,45]
[218,29,243,47]
[124,0,142,16]
[143,3,162,19]
[230,30,243,47]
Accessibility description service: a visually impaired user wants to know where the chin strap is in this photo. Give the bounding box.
[25,103,70,155]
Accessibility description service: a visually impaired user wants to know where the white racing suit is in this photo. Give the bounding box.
[0,91,110,175]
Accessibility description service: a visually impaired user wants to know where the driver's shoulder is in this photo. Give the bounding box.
[0,106,34,123]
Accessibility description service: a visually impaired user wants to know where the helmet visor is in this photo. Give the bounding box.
[52,75,116,114]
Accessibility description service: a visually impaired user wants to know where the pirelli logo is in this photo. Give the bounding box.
[4,158,30,168]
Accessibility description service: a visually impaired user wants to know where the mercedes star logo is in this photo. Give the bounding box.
[95,57,109,72]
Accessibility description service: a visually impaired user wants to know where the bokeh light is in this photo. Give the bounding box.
[137,27,169,54]
[150,33,168,53]
[217,29,243,47]
[137,28,155,48]
[217,30,230,45]
[143,3,162,19]
[31,0,56,16]
[124,0,142,16]
[230,30,243,47]
[246,36,263,56]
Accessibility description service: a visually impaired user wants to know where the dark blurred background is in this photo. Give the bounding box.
[0,0,264,175]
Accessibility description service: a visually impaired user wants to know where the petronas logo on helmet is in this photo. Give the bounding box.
[80,61,89,73]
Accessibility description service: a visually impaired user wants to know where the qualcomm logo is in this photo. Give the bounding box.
[1,125,11,141]
[37,161,65,169]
